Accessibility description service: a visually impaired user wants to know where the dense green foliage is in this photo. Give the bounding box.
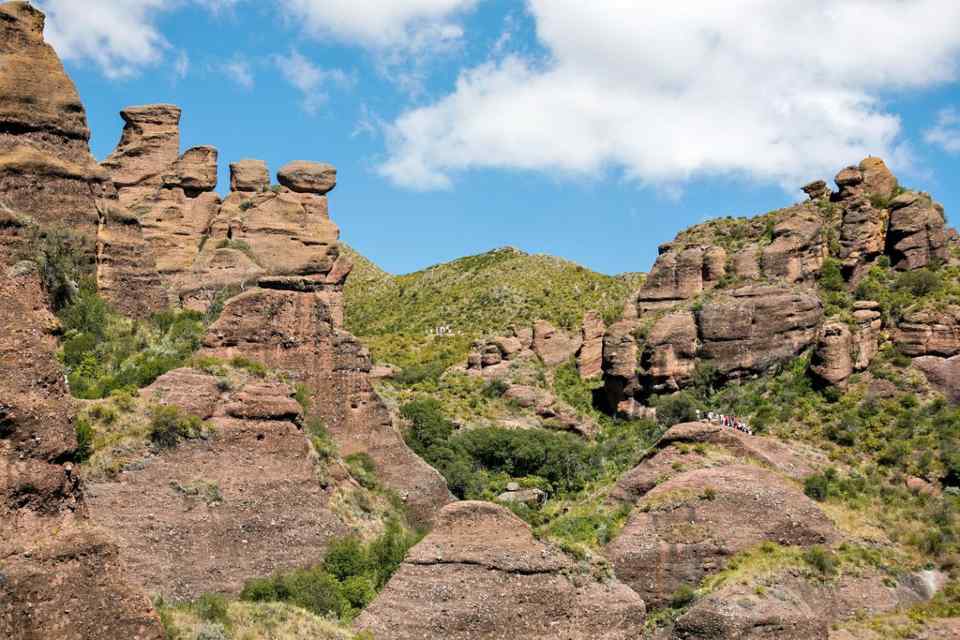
[148,405,204,449]
[239,519,416,622]
[57,289,206,399]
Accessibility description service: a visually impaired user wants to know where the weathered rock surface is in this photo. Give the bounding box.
[674,564,930,640]
[606,464,837,608]
[101,104,181,191]
[637,244,726,312]
[164,145,217,195]
[200,288,453,526]
[886,191,948,271]
[277,160,337,194]
[609,422,824,504]
[356,501,646,640]
[0,209,163,639]
[86,369,355,601]
[640,311,698,392]
[760,204,826,284]
[577,310,605,379]
[697,285,823,378]
[810,321,854,386]
[230,159,270,192]
[533,319,582,366]
[895,306,960,357]
[913,354,960,403]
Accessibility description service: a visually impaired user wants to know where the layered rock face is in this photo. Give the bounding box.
[85,369,356,601]
[0,129,162,640]
[465,317,599,377]
[0,7,166,635]
[606,464,837,608]
[0,1,103,233]
[603,156,952,406]
[356,501,647,640]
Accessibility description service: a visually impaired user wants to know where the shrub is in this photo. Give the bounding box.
[345,452,378,489]
[803,546,838,576]
[670,584,697,608]
[26,227,93,310]
[229,356,267,378]
[895,269,942,297]
[323,537,369,581]
[306,416,336,459]
[149,405,202,448]
[341,575,376,609]
[293,383,311,412]
[804,473,830,502]
[818,258,845,292]
[655,391,704,429]
[482,379,510,399]
[74,417,94,462]
[195,593,230,626]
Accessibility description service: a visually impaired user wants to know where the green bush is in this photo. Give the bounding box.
[74,417,94,462]
[670,584,697,608]
[818,258,845,292]
[195,593,230,626]
[895,269,942,297]
[149,405,202,448]
[655,391,704,429]
[803,545,838,576]
[345,452,378,489]
[323,537,369,581]
[229,356,267,378]
[341,575,376,609]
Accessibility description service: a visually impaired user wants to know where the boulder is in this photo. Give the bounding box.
[913,355,960,403]
[606,465,837,608]
[533,319,582,367]
[230,159,270,192]
[576,310,605,379]
[496,487,547,507]
[355,502,646,640]
[637,245,726,312]
[802,179,830,200]
[859,156,898,202]
[165,145,217,194]
[886,192,948,271]
[277,160,337,194]
[810,321,854,386]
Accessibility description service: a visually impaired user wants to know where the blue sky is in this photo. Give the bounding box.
[40,0,960,276]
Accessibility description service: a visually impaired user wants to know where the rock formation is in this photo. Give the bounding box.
[0,7,164,633]
[355,501,646,640]
[605,464,837,608]
[602,155,953,406]
[85,369,357,601]
[577,310,606,379]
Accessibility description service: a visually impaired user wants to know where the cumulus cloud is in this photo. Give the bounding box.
[38,0,172,78]
[925,108,960,153]
[379,0,960,191]
[274,51,354,115]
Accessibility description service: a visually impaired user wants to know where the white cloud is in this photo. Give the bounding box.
[38,0,173,78]
[380,0,960,191]
[218,56,255,89]
[925,108,960,153]
[274,51,354,115]
[173,50,190,81]
[282,0,476,50]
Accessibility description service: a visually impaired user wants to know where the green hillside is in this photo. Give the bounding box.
[343,245,644,338]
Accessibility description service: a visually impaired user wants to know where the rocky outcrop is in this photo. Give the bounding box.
[0,1,105,233]
[230,159,270,192]
[886,191,948,271]
[609,422,824,504]
[101,104,182,193]
[277,160,337,194]
[164,145,217,195]
[760,204,826,284]
[895,306,960,357]
[913,355,960,403]
[85,369,355,601]
[466,318,590,375]
[639,311,698,392]
[0,208,163,639]
[502,384,597,437]
[533,319,582,366]
[810,321,854,386]
[577,310,605,379]
[201,288,452,526]
[355,501,646,640]
[698,285,823,377]
[605,464,837,608]
[673,565,931,640]
[636,244,726,312]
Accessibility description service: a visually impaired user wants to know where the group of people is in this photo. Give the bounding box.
[697,410,753,435]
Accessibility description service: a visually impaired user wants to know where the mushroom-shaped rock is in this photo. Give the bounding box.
[356,501,646,640]
[277,160,337,194]
[229,159,270,192]
[605,464,837,608]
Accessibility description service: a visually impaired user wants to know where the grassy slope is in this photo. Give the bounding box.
[342,244,644,338]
